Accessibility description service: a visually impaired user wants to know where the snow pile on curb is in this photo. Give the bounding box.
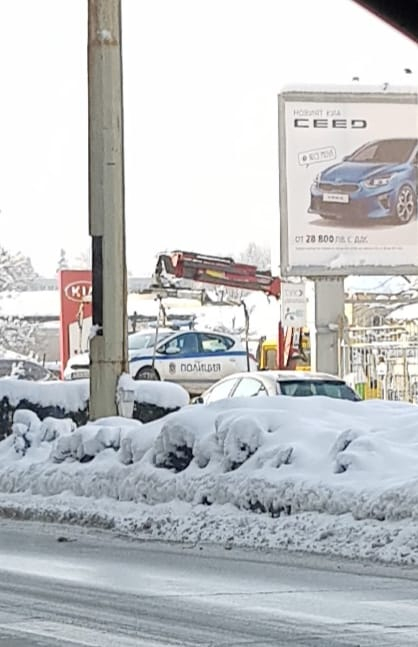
[0,379,89,411]
[1,395,418,563]
[0,376,189,412]
[130,379,190,409]
[2,492,418,565]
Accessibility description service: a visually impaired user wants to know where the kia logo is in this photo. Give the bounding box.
[64,281,92,302]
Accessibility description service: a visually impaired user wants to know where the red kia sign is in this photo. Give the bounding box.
[64,280,92,303]
[58,270,92,377]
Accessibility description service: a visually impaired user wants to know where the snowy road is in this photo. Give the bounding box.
[1,521,418,646]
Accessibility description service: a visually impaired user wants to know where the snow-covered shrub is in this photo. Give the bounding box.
[11,409,42,455]
[50,428,94,463]
[154,422,196,472]
[39,417,76,443]
[193,431,220,468]
[215,414,266,471]
[253,444,293,469]
[12,422,30,456]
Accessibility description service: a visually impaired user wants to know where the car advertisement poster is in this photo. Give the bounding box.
[278,89,418,276]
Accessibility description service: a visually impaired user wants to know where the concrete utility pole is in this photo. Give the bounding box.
[88,0,128,419]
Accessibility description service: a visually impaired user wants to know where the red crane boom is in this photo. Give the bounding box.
[152,251,306,369]
[153,251,281,297]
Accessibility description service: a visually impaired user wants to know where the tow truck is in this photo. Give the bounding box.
[152,250,310,370]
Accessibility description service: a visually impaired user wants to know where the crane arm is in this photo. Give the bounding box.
[153,251,281,297]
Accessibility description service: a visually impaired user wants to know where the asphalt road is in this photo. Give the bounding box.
[0,520,418,646]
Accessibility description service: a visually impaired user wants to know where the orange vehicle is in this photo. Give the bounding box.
[257,330,310,371]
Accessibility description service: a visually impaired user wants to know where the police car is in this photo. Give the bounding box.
[64,329,254,394]
[63,327,175,381]
[129,329,255,394]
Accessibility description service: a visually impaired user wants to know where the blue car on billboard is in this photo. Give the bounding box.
[309,138,418,225]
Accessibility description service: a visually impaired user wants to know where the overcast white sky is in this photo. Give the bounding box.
[0,0,417,276]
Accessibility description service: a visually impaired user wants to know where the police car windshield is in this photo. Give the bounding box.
[128,331,172,350]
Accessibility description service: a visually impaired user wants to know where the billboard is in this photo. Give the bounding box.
[278,88,418,277]
[58,269,92,376]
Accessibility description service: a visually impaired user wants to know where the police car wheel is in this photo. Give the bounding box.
[134,366,160,381]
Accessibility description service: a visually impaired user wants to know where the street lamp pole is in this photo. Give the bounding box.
[87,0,128,419]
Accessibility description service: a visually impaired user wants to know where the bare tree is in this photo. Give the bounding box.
[0,247,36,292]
[73,246,136,276]
[238,242,271,270]
[216,243,271,302]
[73,247,92,269]
[0,317,38,357]
[56,248,69,272]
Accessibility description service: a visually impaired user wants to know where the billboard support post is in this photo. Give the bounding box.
[312,278,344,376]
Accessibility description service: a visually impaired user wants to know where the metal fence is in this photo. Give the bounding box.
[340,324,418,402]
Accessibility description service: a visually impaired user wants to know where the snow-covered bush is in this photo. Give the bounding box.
[11,409,42,456]
[0,246,38,356]
[4,396,418,536]
[154,421,196,472]
[0,377,190,440]
[215,414,266,471]
[39,417,76,443]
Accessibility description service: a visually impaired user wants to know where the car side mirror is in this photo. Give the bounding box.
[193,396,204,404]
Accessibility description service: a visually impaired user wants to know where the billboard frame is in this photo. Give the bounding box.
[278,88,418,278]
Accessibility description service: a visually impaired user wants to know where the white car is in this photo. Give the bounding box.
[64,329,254,394]
[63,328,175,381]
[194,370,361,404]
[129,329,255,394]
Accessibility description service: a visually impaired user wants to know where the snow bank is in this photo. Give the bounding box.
[0,376,189,412]
[2,396,418,563]
[130,377,190,409]
[3,493,418,565]
[0,379,89,411]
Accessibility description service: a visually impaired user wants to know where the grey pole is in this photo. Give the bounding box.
[312,278,345,376]
[88,0,128,419]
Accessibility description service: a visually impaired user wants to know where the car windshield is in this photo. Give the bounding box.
[128,330,172,350]
[347,139,416,164]
[0,359,54,381]
[278,379,360,401]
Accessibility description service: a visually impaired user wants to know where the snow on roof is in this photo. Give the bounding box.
[0,290,60,318]
[0,290,282,338]
[0,291,206,319]
[390,303,418,321]
[0,348,29,361]
[345,276,411,295]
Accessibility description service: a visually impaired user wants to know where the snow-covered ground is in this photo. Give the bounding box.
[1,393,418,565]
